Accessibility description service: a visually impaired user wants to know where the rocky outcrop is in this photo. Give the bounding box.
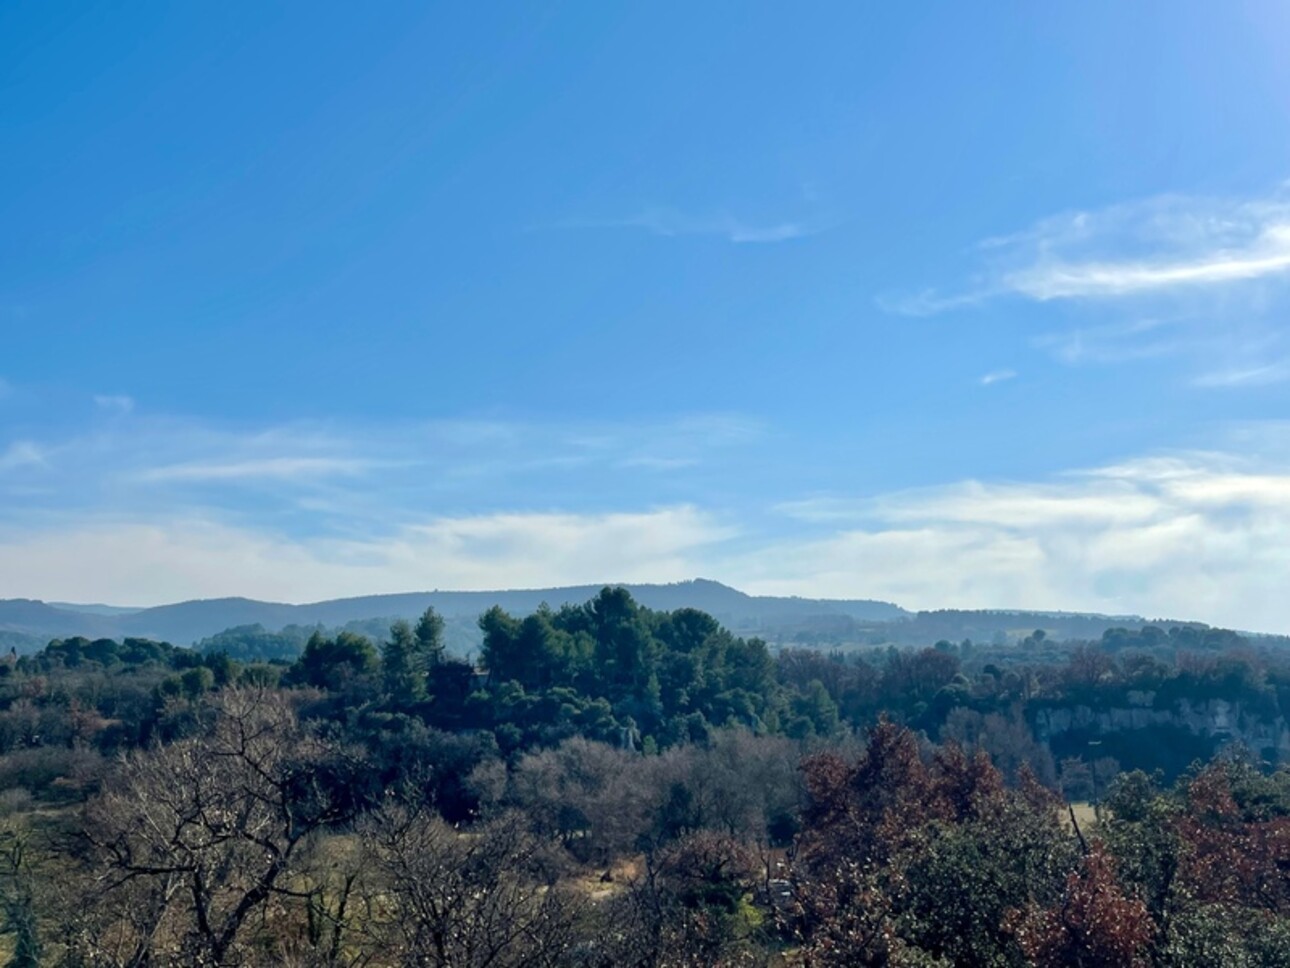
[1032,694,1290,762]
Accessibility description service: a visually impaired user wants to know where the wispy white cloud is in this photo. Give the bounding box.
[563,208,827,244]
[1032,317,1183,365]
[875,288,994,318]
[0,410,761,536]
[978,369,1016,386]
[883,185,1290,386]
[93,394,134,414]
[887,187,1290,313]
[1006,224,1290,301]
[1192,358,1290,388]
[135,456,382,484]
[751,442,1290,631]
[617,456,701,471]
[0,441,46,473]
[979,191,1290,301]
[0,506,732,605]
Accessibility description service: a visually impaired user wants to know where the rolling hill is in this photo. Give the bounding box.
[0,579,907,648]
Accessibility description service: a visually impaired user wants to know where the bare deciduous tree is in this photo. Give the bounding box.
[74,687,361,966]
[355,802,582,968]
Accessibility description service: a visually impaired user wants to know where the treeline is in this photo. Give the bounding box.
[194,612,484,663]
[0,590,1286,963]
[1,694,1287,964]
[7,595,1290,811]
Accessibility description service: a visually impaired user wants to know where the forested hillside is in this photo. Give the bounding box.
[0,588,1285,963]
[0,580,908,650]
[5,578,1242,656]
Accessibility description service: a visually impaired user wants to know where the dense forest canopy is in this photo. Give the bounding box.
[0,588,1286,963]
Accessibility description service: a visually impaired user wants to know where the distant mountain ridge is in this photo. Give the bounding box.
[0,579,908,647]
[0,580,1251,652]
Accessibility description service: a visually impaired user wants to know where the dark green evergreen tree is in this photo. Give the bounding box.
[414,606,446,666]
[382,620,427,705]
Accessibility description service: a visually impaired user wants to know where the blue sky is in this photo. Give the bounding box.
[4,2,1290,629]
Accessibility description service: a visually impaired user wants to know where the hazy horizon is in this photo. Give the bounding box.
[3,576,1233,634]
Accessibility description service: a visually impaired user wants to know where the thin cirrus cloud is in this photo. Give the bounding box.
[93,394,135,414]
[134,456,383,484]
[617,456,702,471]
[1191,359,1290,389]
[882,185,1290,386]
[0,400,751,604]
[978,369,1016,386]
[1004,220,1290,301]
[986,189,1290,302]
[560,207,828,244]
[1033,317,1182,365]
[0,407,762,533]
[0,441,46,472]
